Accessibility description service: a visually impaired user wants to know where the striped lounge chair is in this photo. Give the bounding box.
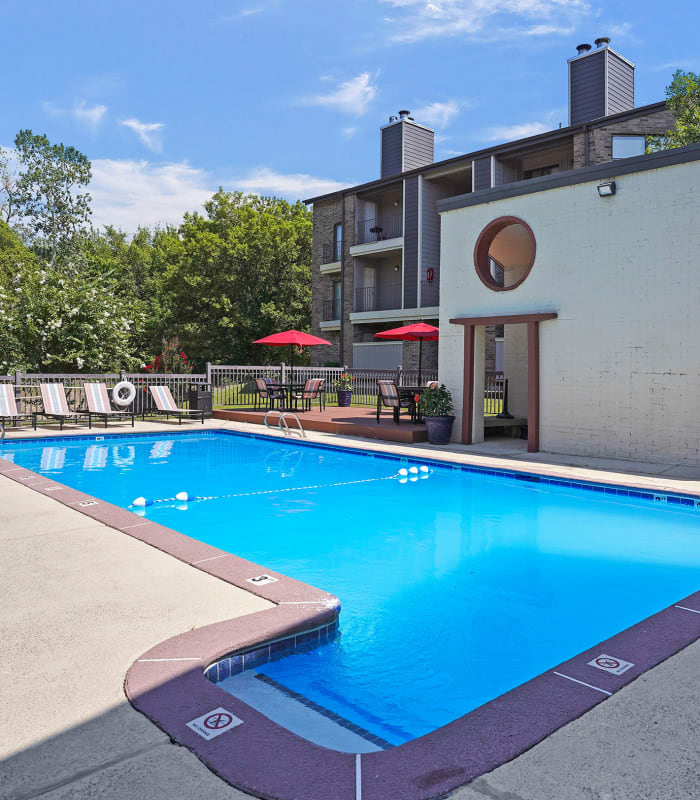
[0,384,35,430]
[292,378,325,412]
[84,382,135,429]
[376,379,416,425]
[36,383,87,430]
[147,385,205,424]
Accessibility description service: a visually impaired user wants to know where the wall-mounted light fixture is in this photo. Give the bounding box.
[393,264,400,271]
[597,181,616,197]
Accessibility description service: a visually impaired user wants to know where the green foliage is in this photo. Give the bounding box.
[647,70,700,152]
[144,337,193,373]
[419,384,454,418]
[333,372,355,391]
[0,147,20,224]
[13,130,92,266]
[0,222,145,373]
[161,190,312,368]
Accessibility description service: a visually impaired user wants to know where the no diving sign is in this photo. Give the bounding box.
[186,707,243,740]
[588,654,634,676]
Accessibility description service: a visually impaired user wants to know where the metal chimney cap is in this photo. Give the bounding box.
[388,115,398,122]
[576,43,592,54]
[398,109,411,119]
[595,37,611,48]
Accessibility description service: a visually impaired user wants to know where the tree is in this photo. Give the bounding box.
[648,70,700,152]
[13,130,92,266]
[162,191,312,368]
[0,147,20,224]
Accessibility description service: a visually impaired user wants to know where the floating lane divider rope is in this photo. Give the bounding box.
[129,465,433,511]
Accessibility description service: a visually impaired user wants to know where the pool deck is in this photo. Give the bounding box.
[2,417,700,800]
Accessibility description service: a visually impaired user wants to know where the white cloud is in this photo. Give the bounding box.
[73,100,107,130]
[379,0,591,44]
[413,99,472,128]
[233,167,347,198]
[483,120,551,141]
[342,126,358,139]
[222,6,265,21]
[119,118,165,152]
[303,73,377,115]
[88,159,347,232]
[42,98,108,130]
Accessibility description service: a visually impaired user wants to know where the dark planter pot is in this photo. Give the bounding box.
[424,415,455,445]
[337,390,353,407]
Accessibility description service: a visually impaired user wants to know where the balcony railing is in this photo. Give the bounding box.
[420,280,439,307]
[354,284,401,313]
[322,298,342,321]
[322,242,342,264]
[355,213,402,245]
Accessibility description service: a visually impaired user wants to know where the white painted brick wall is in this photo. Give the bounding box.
[438,159,700,465]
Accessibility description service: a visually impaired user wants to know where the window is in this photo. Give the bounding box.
[612,135,646,159]
[333,223,342,261]
[474,217,536,292]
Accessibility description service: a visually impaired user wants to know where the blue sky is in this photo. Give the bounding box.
[1,0,696,231]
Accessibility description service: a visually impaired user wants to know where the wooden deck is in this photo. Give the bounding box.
[213,405,428,444]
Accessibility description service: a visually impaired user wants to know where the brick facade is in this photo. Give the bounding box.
[572,108,675,168]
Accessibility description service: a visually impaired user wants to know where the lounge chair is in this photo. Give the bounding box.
[84,382,135,429]
[0,384,36,430]
[36,383,87,429]
[146,385,205,424]
[291,378,325,412]
[376,379,416,425]
[254,378,285,410]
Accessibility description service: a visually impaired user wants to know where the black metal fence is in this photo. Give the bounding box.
[484,371,505,416]
[322,298,342,321]
[322,242,342,264]
[355,214,402,245]
[354,284,402,312]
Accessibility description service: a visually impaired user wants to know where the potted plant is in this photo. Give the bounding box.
[333,373,355,407]
[420,384,455,444]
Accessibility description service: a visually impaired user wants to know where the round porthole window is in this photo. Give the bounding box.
[474,216,536,291]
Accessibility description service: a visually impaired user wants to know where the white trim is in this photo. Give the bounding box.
[471,160,476,192]
[417,175,423,308]
[552,671,612,696]
[319,320,341,331]
[350,306,438,324]
[567,46,634,68]
[604,49,609,116]
[356,754,362,800]
[320,261,341,274]
[352,341,403,348]
[349,237,403,258]
[401,180,406,309]
[490,155,496,188]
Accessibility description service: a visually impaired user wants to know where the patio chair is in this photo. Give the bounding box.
[291,378,325,412]
[376,380,416,425]
[0,384,36,430]
[254,378,285,410]
[146,386,205,424]
[36,383,87,430]
[84,382,135,429]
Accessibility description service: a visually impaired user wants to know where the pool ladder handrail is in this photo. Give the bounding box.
[263,409,306,438]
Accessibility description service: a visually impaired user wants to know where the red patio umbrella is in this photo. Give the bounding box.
[253,329,331,381]
[375,322,439,386]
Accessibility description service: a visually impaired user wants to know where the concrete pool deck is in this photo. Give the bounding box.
[1,418,699,799]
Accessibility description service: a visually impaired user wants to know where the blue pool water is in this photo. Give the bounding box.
[4,431,700,745]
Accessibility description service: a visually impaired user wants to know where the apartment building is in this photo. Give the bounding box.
[306,38,675,371]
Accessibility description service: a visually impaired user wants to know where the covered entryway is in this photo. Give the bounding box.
[449,312,557,453]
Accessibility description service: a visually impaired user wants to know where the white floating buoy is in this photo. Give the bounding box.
[132,496,153,508]
[419,465,429,473]
[408,466,419,474]
[398,468,409,477]
[175,491,195,502]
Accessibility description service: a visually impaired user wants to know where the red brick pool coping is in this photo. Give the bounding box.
[2,432,700,800]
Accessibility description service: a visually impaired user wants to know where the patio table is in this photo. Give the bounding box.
[398,386,427,423]
[267,382,306,411]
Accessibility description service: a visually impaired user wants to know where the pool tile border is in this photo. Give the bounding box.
[2,429,700,800]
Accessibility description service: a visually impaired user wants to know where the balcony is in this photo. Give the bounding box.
[355,213,402,245]
[420,280,439,307]
[322,298,342,321]
[354,284,401,313]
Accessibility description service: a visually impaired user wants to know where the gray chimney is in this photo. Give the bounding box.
[380,111,434,178]
[568,38,634,125]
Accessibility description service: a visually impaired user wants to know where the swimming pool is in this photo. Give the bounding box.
[5,430,700,747]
